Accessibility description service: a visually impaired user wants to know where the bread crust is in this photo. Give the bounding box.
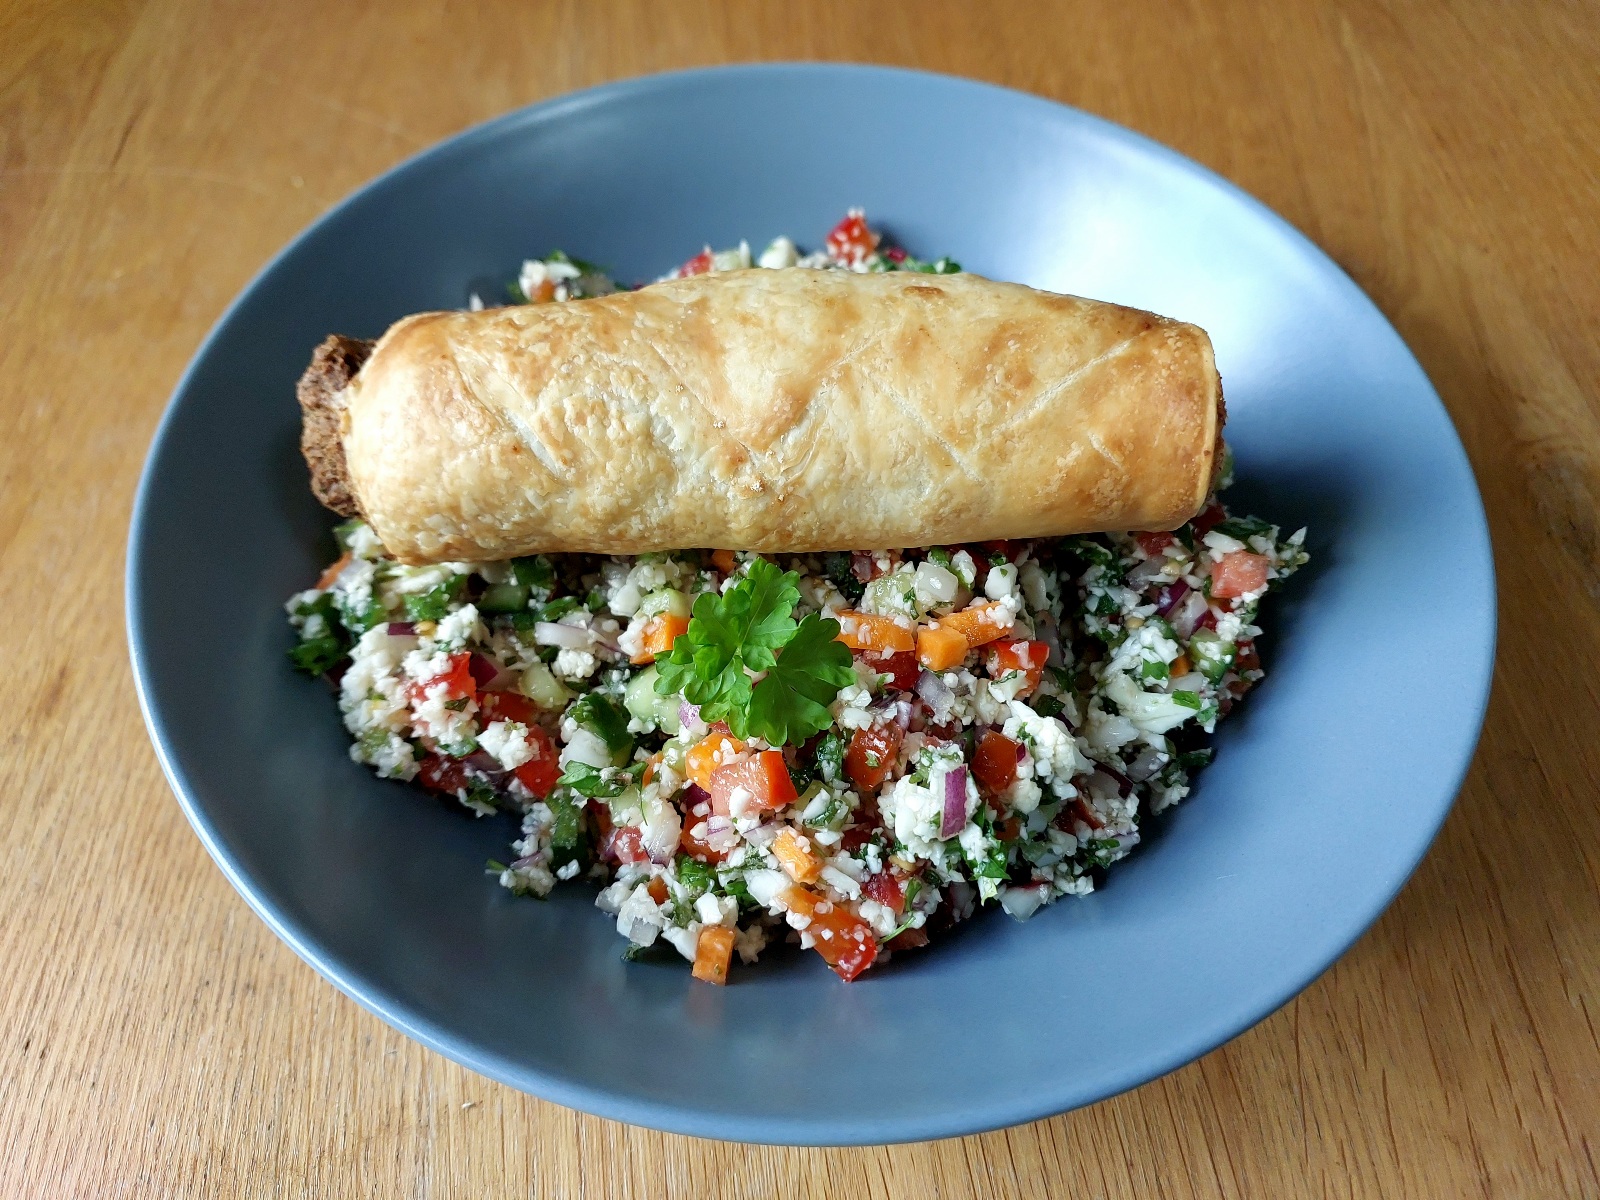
[322,270,1223,564]
[297,334,374,517]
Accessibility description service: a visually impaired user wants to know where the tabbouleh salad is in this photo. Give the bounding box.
[287,213,1308,986]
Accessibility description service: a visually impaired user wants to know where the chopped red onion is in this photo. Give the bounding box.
[467,652,500,689]
[533,621,593,650]
[1015,741,1028,764]
[385,621,418,636]
[643,815,681,865]
[1154,580,1190,619]
[678,701,703,731]
[941,766,969,839]
[1174,591,1209,639]
[682,782,712,811]
[463,751,507,782]
[914,669,953,710]
[1126,745,1165,782]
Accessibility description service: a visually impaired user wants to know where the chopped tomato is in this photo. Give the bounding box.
[886,926,930,952]
[861,649,920,691]
[510,726,561,798]
[834,610,915,654]
[1236,640,1261,673]
[784,887,879,981]
[708,750,798,815]
[916,624,968,672]
[677,249,713,277]
[685,732,746,791]
[772,827,823,884]
[709,548,737,572]
[1073,797,1105,831]
[936,601,1011,650]
[972,729,1022,795]
[845,722,903,792]
[604,826,649,865]
[1133,531,1174,556]
[1195,608,1219,633]
[407,650,475,705]
[986,638,1047,695]
[316,550,352,591]
[884,245,908,264]
[862,870,905,915]
[479,691,541,727]
[994,816,1021,842]
[1191,502,1227,537]
[1210,551,1270,599]
[679,816,729,864]
[825,209,880,266]
[417,753,470,796]
[692,926,735,985]
[632,613,690,665]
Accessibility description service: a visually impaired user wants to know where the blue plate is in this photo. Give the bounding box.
[127,64,1495,1144]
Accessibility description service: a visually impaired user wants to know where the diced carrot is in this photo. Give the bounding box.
[783,886,878,981]
[316,550,352,591]
[708,750,798,815]
[834,610,916,654]
[530,277,556,303]
[772,827,823,885]
[685,732,746,791]
[631,612,690,664]
[710,548,737,572]
[986,638,1048,695]
[1171,653,1192,677]
[845,723,903,792]
[1210,551,1270,599]
[938,601,1012,649]
[691,925,736,985]
[646,877,669,905]
[916,625,969,671]
[642,752,662,786]
[972,729,1021,795]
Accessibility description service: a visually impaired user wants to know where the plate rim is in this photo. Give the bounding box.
[126,61,1498,1145]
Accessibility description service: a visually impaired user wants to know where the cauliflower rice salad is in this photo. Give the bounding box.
[287,213,1308,985]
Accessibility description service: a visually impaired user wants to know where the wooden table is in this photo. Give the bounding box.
[4,2,1597,1195]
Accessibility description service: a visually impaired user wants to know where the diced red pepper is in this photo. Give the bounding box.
[972,729,1021,795]
[985,639,1048,696]
[479,691,541,727]
[785,888,879,981]
[845,723,903,792]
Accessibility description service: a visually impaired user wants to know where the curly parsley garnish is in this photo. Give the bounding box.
[653,557,855,745]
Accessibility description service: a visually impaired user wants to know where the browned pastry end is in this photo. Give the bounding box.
[296,334,374,518]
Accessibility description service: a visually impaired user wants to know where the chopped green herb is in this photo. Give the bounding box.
[1171,690,1203,710]
[289,636,347,676]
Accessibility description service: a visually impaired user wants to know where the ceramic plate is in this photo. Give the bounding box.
[127,65,1495,1144]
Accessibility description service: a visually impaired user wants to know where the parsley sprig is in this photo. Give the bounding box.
[653,558,855,745]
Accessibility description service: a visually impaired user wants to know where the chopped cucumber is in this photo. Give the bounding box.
[623,666,682,734]
[519,660,573,710]
[478,581,529,613]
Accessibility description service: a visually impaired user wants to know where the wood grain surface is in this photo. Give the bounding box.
[3,1,1597,1195]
